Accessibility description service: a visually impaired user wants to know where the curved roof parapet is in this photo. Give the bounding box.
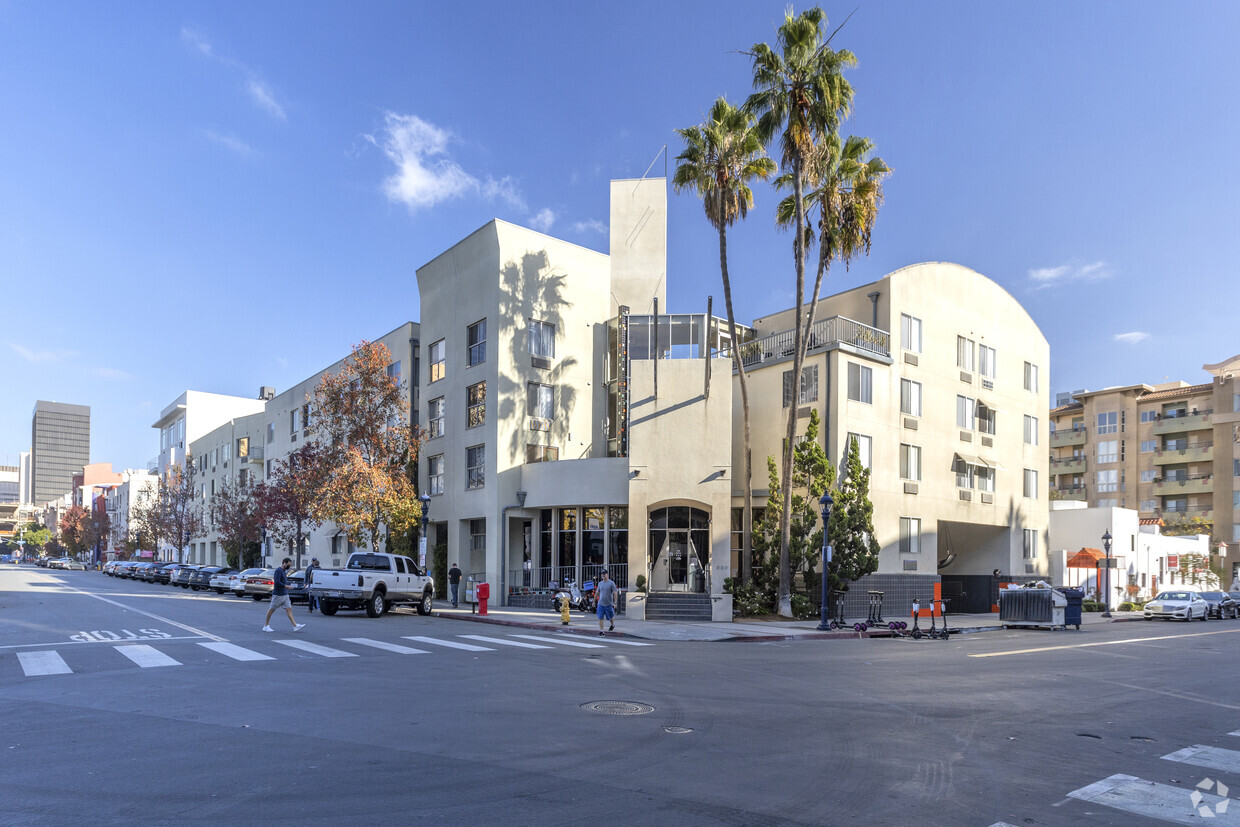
[1203,355,1240,378]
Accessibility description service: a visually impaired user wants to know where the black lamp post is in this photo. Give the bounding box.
[816,491,834,631]
[419,493,431,571]
[1101,529,1113,618]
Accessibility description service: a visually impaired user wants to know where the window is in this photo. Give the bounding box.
[846,433,872,471]
[528,383,554,420]
[526,444,559,463]
[1097,440,1118,463]
[899,444,921,481]
[302,403,312,430]
[1234,491,1240,509]
[1140,410,1157,423]
[978,344,996,379]
[1235,459,1240,477]
[222,442,231,463]
[901,314,922,353]
[1140,440,1156,453]
[976,466,995,493]
[387,360,401,383]
[1023,362,1038,393]
[957,395,976,430]
[466,382,486,428]
[899,517,921,554]
[1140,499,1157,511]
[470,519,486,554]
[467,319,486,367]
[977,404,996,436]
[1023,468,1038,499]
[427,455,444,495]
[784,365,820,406]
[957,336,975,371]
[1140,469,1157,483]
[529,320,555,359]
[466,445,485,489]
[429,339,446,382]
[1097,411,1117,434]
[1097,469,1118,493]
[428,397,445,438]
[846,363,872,404]
[1235,393,1240,413]
[266,422,274,444]
[1023,415,1038,446]
[236,437,249,458]
[1023,529,1039,559]
[900,379,922,417]
[289,409,300,435]
[956,458,975,489]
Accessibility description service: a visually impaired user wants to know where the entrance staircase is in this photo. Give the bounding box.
[645,592,712,622]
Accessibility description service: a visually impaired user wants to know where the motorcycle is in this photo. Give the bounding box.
[553,578,596,613]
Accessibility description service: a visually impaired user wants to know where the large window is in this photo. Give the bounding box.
[427,455,444,495]
[558,509,577,580]
[466,382,486,428]
[846,363,872,404]
[1140,439,1156,453]
[428,397,444,438]
[1024,362,1038,393]
[429,339,446,383]
[900,379,922,417]
[846,433,872,471]
[528,383,554,421]
[957,336,975,371]
[899,517,921,555]
[470,519,486,555]
[467,319,486,367]
[466,445,485,490]
[609,507,628,576]
[1096,411,1117,434]
[1023,468,1038,499]
[525,444,559,463]
[387,360,401,383]
[1140,410,1157,423]
[977,403,996,436]
[976,466,995,493]
[899,444,921,481]
[1139,469,1157,483]
[901,314,922,353]
[1097,469,1118,493]
[1023,529,1039,559]
[978,344,996,379]
[957,395,976,430]
[784,365,819,406]
[1097,440,1118,464]
[529,320,556,359]
[1023,415,1038,446]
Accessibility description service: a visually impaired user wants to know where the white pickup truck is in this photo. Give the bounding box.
[309,552,434,618]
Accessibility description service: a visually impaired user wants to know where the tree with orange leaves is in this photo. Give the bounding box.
[310,340,422,552]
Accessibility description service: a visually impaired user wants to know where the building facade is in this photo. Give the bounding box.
[104,470,158,557]
[1048,355,1240,546]
[31,400,90,507]
[151,390,268,475]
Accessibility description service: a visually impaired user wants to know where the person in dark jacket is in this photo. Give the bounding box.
[448,563,463,608]
[305,558,320,613]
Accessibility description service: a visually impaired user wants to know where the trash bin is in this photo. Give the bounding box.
[1060,587,1084,630]
[999,587,1068,630]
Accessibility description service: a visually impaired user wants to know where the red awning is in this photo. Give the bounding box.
[1066,547,1105,568]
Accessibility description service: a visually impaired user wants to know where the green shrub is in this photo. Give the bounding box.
[790,593,816,619]
[1082,600,1103,612]
[1118,601,1137,612]
[635,574,647,593]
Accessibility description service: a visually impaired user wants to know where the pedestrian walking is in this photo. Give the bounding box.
[263,557,305,632]
[448,562,462,608]
[595,569,618,636]
[305,557,319,613]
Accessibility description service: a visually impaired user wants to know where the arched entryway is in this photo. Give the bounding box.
[648,506,710,593]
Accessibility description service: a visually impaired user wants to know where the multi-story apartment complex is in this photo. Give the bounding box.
[1047,355,1240,545]
[104,469,158,556]
[151,390,268,475]
[31,400,90,506]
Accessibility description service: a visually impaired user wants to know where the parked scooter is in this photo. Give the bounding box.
[553,578,596,613]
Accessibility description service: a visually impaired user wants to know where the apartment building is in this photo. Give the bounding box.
[151,390,268,475]
[104,470,158,557]
[185,411,266,566]
[31,400,90,506]
[1047,354,1240,545]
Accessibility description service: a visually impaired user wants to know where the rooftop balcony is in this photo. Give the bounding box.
[1054,484,1088,501]
[1050,456,1087,475]
[1152,442,1214,466]
[1153,474,1213,496]
[1151,409,1213,435]
[1050,427,1087,448]
[723,315,890,369]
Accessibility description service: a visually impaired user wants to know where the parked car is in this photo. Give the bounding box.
[118,561,142,578]
[133,562,157,581]
[243,569,276,600]
[62,559,87,571]
[1198,591,1238,619]
[169,565,202,588]
[189,566,229,591]
[287,571,309,605]
[233,568,265,597]
[209,568,241,594]
[1144,591,1209,621]
[103,560,119,575]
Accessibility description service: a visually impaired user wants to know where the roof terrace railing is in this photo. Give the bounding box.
[721,315,890,368]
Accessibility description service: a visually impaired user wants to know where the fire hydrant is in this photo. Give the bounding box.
[476,582,489,616]
[560,593,571,625]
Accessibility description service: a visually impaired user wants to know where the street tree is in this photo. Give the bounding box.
[158,457,202,563]
[673,96,776,585]
[59,506,91,557]
[260,442,324,569]
[211,476,265,569]
[746,5,857,615]
[826,434,881,615]
[310,340,423,552]
[19,522,51,554]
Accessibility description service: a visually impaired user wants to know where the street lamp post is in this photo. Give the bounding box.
[816,491,835,631]
[1101,529,1113,618]
[419,493,431,572]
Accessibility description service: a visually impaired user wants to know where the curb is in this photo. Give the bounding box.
[432,610,644,641]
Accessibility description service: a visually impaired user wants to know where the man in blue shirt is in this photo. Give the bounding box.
[263,557,305,632]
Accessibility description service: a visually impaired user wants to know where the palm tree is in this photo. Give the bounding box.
[746,6,855,616]
[673,97,776,586]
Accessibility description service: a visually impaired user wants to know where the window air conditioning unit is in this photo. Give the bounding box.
[529,417,551,432]
[531,356,551,370]
[982,379,994,390]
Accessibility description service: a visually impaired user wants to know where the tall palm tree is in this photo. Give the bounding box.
[746,6,855,616]
[673,97,776,586]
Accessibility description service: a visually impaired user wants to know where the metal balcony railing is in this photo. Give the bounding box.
[722,315,890,368]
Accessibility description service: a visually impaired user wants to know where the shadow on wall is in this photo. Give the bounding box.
[496,250,581,465]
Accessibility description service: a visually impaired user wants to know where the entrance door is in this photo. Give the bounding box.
[648,507,710,594]
[667,531,688,589]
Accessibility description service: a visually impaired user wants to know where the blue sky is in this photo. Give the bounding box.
[1,1,1237,472]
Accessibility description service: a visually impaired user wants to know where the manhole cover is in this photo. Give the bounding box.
[580,701,655,716]
[663,726,693,734]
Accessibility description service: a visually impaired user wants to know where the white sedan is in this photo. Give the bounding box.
[1144,591,1208,621]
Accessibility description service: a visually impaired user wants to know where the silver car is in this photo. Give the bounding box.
[1144,590,1208,621]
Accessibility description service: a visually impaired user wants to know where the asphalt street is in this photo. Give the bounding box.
[3,564,1239,826]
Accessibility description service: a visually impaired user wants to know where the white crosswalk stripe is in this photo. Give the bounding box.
[1068,773,1239,825]
[1163,744,1240,775]
[198,642,274,661]
[341,638,429,654]
[273,640,356,658]
[586,636,655,646]
[402,636,494,651]
[459,634,551,649]
[17,650,72,676]
[509,634,606,649]
[115,644,180,668]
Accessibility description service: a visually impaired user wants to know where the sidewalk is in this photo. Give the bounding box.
[431,603,1146,642]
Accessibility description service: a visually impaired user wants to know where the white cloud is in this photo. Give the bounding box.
[1028,259,1112,289]
[182,27,286,120]
[572,219,607,235]
[93,366,135,380]
[9,343,74,363]
[1114,331,1150,345]
[205,130,253,156]
[481,176,527,211]
[530,208,556,233]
